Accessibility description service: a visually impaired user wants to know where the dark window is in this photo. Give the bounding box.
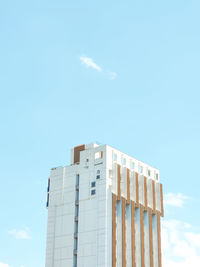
[96,175,100,179]
[46,193,49,207]
[76,174,80,184]
[91,189,96,195]
[91,181,96,187]
[47,178,50,192]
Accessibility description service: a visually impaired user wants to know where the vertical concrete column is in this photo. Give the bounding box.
[122,198,126,267]
[112,194,116,267]
[131,201,136,267]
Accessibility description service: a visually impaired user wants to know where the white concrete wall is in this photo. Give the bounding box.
[152,214,159,267]
[45,166,76,267]
[144,211,150,267]
[126,204,132,267]
[116,200,122,267]
[45,143,163,267]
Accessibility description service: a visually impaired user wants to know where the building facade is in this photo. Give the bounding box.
[45,143,164,267]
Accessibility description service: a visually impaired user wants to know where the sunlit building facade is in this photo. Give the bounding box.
[45,143,164,267]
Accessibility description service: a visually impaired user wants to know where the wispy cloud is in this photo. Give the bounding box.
[80,55,117,79]
[164,192,189,207]
[108,71,117,80]
[80,56,102,72]
[0,263,10,267]
[8,227,31,240]
[162,219,200,267]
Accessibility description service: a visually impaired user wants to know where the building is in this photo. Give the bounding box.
[45,143,164,267]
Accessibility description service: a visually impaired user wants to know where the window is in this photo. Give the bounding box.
[140,166,143,173]
[131,162,135,169]
[46,193,49,208]
[123,158,126,165]
[76,174,80,184]
[96,170,101,179]
[91,181,96,187]
[148,170,151,176]
[91,189,96,195]
[47,178,50,192]
[113,153,117,161]
[95,151,103,160]
[86,158,89,162]
[156,173,159,180]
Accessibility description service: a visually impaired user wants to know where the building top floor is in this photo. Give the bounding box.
[50,143,160,182]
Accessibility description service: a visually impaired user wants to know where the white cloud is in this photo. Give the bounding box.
[184,232,200,247]
[108,71,117,80]
[8,228,31,240]
[80,55,117,80]
[80,56,102,72]
[164,192,189,207]
[162,219,200,267]
[0,263,10,267]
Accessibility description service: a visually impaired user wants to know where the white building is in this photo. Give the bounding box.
[45,143,164,267]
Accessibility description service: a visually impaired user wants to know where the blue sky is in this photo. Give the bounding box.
[0,1,200,266]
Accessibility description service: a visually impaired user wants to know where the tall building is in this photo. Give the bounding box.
[45,143,164,267]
